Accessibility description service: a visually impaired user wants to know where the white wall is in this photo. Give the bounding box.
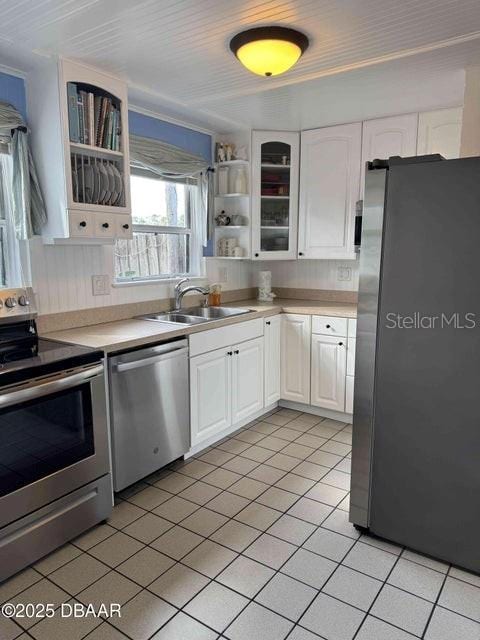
[29,239,254,315]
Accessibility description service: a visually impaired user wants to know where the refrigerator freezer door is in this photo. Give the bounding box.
[350,168,387,528]
[369,157,480,573]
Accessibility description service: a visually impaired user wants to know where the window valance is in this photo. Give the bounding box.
[129,133,214,243]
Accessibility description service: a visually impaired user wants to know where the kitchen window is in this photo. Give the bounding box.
[114,168,202,281]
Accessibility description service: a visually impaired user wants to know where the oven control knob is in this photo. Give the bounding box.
[5,297,17,308]
[18,295,30,306]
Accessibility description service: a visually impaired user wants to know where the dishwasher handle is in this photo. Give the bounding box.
[114,345,188,373]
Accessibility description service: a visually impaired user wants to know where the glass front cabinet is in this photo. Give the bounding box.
[251,131,299,260]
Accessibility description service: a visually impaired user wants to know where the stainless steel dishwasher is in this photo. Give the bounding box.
[109,339,190,491]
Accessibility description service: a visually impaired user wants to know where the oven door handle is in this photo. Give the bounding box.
[0,364,104,409]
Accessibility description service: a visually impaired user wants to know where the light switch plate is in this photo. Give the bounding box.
[92,274,110,296]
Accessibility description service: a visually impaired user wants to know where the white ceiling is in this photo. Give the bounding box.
[1,0,480,131]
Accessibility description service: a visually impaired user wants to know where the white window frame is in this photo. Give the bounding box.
[115,167,204,283]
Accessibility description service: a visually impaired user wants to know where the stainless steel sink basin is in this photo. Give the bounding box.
[182,306,252,319]
[139,306,253,326]
[140,312,208,325]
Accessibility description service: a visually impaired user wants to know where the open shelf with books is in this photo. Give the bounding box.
[28,57,132,243]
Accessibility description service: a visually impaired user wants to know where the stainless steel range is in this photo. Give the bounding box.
[0,288,112,581]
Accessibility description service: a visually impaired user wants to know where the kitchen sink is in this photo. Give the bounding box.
[139,306,253,325]
[182,306,252,319]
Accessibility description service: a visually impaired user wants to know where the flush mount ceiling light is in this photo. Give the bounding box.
[230,26,309,77]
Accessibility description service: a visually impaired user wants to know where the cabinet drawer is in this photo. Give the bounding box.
[115,215,133,239]
[312,315,348,337]
[347,337,356,376]
[348,319,357,337]
[189,318,263,357]
[94,213,116,239]
[69,212,94,238]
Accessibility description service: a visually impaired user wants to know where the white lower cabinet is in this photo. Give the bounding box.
[190,347,232,447]
[280,314,311,404]
[232,337,264,424]
[311,334,347,412]
[264,316,281,405]
[347,337,356,377]
[345,375,354,414]
[190,336,264,447]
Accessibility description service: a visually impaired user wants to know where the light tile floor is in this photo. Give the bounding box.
[1,408,480,640]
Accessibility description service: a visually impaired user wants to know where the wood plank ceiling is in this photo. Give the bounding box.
[0,0,479,130]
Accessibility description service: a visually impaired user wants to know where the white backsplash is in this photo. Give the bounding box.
[256,260,360,292]
[29,239,358,315]
[29,239,255,315]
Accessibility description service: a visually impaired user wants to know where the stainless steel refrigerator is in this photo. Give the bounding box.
[350,154,480,574]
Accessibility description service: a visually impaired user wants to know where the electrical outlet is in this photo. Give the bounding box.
[218,267,228,283]
[337,266,352,282]
[92,274,110,296]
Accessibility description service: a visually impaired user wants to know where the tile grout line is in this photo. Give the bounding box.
[420,564,452,639]
[6,408,480,640]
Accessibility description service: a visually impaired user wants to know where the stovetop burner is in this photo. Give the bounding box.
[0,288,103,387]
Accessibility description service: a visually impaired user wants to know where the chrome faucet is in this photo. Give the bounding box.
[174,278,210,311]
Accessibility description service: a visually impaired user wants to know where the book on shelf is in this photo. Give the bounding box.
[77,91,85,144]
[67,83,80,143]
[67,83,121,150]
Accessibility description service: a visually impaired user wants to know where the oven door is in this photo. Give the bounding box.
[0,363,109,527]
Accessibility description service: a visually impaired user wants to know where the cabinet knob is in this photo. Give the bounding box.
[266,321,271,325]
[338,341,344,346]
[227,351,233,356]
[234,350,239,355]
[79,221,87,228]
[299,252,304,256]
[102,222,110,229]
[254,253,259,257]
[122,224,130,229]
[326,324,331,329]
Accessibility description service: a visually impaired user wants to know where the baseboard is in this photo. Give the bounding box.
[279,400,352,424]
[186,401,279,457]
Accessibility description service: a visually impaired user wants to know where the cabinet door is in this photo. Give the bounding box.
[231,337,264,424]
[252,130,299,260]
[264,316,281,405]
[298,123,361,259]
[361,114,418,195]
[281,314,311,404]
[417,108,463,159]
[190,347,232,446]
[345,375,354,415]
[311,334,346,412]
[346,337,356,377]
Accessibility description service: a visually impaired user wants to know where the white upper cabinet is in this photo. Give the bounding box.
[417,107,463,159]
[252,131,299,260]
[28,57,132,244]
[298,123,361,260]
[360,113,418,196]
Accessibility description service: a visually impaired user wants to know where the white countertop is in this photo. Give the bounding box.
[42,298,357,353]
